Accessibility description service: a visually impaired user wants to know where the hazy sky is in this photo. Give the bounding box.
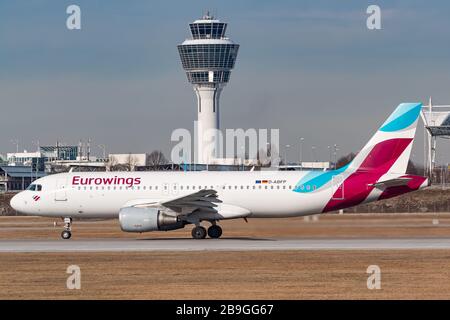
[1,0,450,165]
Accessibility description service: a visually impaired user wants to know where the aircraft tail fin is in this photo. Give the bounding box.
[349,103,422,175]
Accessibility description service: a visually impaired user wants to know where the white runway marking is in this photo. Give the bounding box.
[2,238,450,252]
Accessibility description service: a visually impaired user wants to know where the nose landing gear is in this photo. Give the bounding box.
[61,217,72,240]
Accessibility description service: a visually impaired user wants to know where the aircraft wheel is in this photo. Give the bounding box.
[208,225,222,239]
[191,226,207,239]
[61,230,72,240]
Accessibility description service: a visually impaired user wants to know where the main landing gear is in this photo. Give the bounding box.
[191,224,223,239]
[61,217,72,240]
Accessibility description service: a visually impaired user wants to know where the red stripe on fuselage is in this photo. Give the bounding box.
[322,138,413,212]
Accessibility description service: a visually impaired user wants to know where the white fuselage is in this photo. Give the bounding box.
[10,170,338,219]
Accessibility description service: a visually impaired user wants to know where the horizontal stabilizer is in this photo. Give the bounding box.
[369,177,412,189]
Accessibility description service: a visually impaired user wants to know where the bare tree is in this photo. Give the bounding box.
[146,150,168,170]
[125,154,138,171]
[108,154,138,171]
[107,155,118,171]
[336,152,356,169]
[406,160,418,175]
[257,144,272,167]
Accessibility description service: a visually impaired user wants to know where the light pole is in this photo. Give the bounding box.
[32,140,40,152]
[10,139,19,153]
[327,146,331,169]
[32,140,40,181]
[300,138,304,170]
[98,144,106,159]
[311,146,316,163]
[333,144,338,169]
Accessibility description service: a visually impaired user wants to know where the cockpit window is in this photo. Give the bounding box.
[27,184,42,191]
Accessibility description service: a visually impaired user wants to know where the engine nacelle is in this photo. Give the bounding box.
[119,207,185,232]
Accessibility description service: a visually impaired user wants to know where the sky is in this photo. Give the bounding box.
[1,0,450,165]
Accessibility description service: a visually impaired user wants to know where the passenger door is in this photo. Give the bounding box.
[54,177,68,201]
[331,174,344,200]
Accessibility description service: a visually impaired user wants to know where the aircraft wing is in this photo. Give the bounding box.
[160,189,222,214]
[369,177,412,189]
[127,189,222,214]
[124,189,249,219]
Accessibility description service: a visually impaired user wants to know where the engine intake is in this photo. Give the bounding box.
[119,207,185,232]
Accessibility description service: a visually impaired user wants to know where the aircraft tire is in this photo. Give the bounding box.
[61,230,72,240]
[207,225,222,239]
[191,226,207,239]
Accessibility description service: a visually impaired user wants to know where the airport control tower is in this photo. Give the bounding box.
[178,13,239,164]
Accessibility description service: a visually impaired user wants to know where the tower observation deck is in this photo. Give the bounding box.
[178,13,239,164]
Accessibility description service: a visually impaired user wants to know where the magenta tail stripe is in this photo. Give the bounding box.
[322,138,413,212]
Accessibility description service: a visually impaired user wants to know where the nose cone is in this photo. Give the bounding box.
[10,193,24,212]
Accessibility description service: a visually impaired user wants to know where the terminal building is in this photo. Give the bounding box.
[0,165,46,192]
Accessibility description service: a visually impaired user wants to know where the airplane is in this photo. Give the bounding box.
[10,102,428,240]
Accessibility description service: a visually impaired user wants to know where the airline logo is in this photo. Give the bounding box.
[72,176,142,187]
[32,195,40,201]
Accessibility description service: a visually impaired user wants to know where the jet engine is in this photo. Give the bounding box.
[119,207,185,232]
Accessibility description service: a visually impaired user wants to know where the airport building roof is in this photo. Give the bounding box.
[0,165,46,178]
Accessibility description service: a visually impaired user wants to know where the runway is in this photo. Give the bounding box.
[2,237,450,252]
